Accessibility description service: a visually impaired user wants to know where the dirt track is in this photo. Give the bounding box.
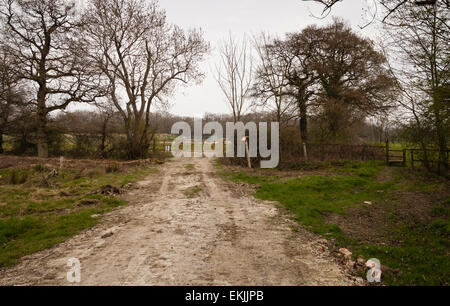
[0,157,360,286]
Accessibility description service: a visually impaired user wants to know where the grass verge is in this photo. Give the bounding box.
[0,163,157,267]
[219,161,449,285]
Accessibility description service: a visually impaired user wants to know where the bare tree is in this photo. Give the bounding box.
[215,34,253,123]
[383,1,449,172]
[270,31,318,146]
[85,0,209,158]
[251,33,296,125]
[0,0,105,157]
[303,0,448,24]
[0,49,24,153]
[94,99,117,158]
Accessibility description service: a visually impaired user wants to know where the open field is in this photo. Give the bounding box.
[218,160,450,285]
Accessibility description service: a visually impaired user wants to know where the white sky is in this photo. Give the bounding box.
[157,0,381,117]
[69,0,381,116]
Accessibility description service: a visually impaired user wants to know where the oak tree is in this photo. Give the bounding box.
[0,0,104,157]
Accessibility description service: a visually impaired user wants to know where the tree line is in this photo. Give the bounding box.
[0,0,448,172]
[0,0,209,159]
[215,1,448,172]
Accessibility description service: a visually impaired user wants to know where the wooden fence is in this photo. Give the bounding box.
[280,143,387,163]
[281,142,448,171]
[409,149,450,171]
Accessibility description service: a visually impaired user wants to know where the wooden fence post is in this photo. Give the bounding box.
[403,149,406,167]
[411,150,414,169]
[243,136,251,169]
[385,141,390,165]
[223,138,226,157]
[303,142,308,162]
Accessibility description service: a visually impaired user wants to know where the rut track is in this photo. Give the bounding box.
[0,157,359,286]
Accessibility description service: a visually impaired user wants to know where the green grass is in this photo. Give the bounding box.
[185,164,195,170]
[183,186,203,198]
[0,164,157,267]
[351,216,449,286]
[220,160,449,285]
[221,161,391,242]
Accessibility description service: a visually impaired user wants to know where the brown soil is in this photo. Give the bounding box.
[0,157,360,286]
[324,168,449,245]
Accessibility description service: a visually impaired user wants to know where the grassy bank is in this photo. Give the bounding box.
[0,162,157,267]
[219,161,449,285]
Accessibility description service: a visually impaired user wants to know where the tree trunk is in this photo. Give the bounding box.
[437,129,448,173]
[419,139,431,171]
[129,131,144,159]
[127,114,149,159]
[36,83,48,158]
[100,123,107,158]
[298,98,308,160]
[297,91,308,142]
[433,101,448,173]
[128,135,140,159]
[299,113,308,143]
[37,111,48,158]
[0,131,3,154]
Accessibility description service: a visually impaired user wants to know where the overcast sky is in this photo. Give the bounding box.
[71,0,381,117]
[156,0,381,118]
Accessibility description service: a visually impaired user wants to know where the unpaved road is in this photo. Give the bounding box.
[0,157,360,285]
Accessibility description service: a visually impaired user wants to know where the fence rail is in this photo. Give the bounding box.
[280,142,449,171]
[409,149,450,171]
[282,143,387,163]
